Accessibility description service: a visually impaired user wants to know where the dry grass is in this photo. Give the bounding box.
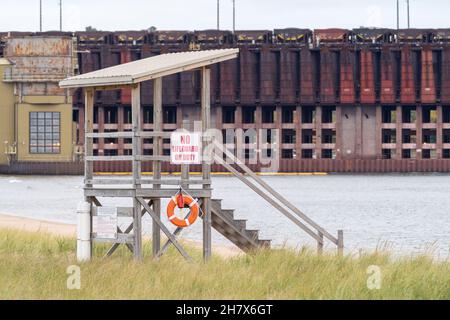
[0,229,448,300]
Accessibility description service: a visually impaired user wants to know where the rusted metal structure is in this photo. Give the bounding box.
[1,28,450,173]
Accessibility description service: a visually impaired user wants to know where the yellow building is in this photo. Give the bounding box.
[0,36,76,166]
[0,58,15,165]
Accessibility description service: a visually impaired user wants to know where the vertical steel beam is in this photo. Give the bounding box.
[355,105,363,158]
[202,67,212,262]
[416,105,423,159]
[132,84,143,261]
[335,105,343,160]
[315,105,322,159]
[437,105,443,159]
[152,78,163,258]
[396,105,403,159]
[375,105,383,160]
[295,106,302,159]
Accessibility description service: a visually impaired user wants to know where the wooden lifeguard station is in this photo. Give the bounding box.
[60,49,343,262]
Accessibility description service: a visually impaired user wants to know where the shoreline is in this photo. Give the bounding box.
[0,213,243,258]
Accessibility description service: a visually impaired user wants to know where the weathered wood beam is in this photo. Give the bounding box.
[152,77,163,258]
[137,197,192,261]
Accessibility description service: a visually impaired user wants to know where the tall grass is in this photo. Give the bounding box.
[0,229,448,300]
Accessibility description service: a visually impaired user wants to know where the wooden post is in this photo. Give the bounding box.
[317,231,324,255]
[152,77,162,258]
[202,67,212,262]
[132,84,143,261]
[181,119,190,189]
[337,229,344,256]
[83,89,94,260]
[84,89,94,196]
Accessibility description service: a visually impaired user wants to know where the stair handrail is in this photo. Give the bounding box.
[212,140,341,248]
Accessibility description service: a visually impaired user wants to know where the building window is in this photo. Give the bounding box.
[163,107,177,124]
[443,149,450,159]
[382,129,396,144]
[443,106,450,123]
[143,107,154,124]
[222,106,236,124]
[423,130,437,144]
[382,149,393,159]
[443,129,450,143]
[242,107,256,124]
[322,129,336,144]
[282,129,296,144]
[402,149,412,159]
[302,149,313,159]
[104,149,118,156]
[104,107,118,124]
[124,107,132,124]
[382,106,396,123]
[302,129,314,144]
[402,129,416,144]
[262,106,276,123]
[423,106,437,123]
[282,149,294,159]
[29,112,61,154]
[422,149,436,159]
[322,149,333,159]
[402,106,416,123]
[282,106,295,123]
[302,106,315,123]
[322,106,336,123]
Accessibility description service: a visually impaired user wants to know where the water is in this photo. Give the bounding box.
[0,174,449,258]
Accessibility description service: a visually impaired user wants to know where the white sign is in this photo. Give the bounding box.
[170,132,201,164]
[93,206,118,239]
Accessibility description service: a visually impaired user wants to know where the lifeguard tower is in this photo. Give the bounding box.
[59,49,343,262]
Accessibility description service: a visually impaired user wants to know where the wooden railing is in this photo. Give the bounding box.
[212,140,344,254]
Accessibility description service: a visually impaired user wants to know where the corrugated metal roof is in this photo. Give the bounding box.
[59,48,239,88]
[0,58,12,65]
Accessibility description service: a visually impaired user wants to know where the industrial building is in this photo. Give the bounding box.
[1,28,450,174]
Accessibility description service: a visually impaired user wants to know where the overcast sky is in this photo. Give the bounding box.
[1,0,449,32]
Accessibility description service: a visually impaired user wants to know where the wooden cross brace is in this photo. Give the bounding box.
[104,199,154,258]
[137,197,192,262]
[157,199,203,259]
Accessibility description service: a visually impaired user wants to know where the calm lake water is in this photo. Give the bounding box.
[0,174,449,258]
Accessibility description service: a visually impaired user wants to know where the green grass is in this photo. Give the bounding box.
[0,229,448,300]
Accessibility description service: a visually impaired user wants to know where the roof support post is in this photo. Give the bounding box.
[201,67,212,262]
[152,77,163,258]
[84,89,94,196]
[132,84,143,261]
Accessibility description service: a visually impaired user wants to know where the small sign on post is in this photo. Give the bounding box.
[170,132,201,164]
[93,207,118,239]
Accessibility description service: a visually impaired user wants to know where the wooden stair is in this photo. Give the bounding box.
[209,199,271,252]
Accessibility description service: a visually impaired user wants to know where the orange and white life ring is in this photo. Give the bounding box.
[167,194,199,228]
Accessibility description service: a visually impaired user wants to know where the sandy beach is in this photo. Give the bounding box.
[0,213,243,258]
